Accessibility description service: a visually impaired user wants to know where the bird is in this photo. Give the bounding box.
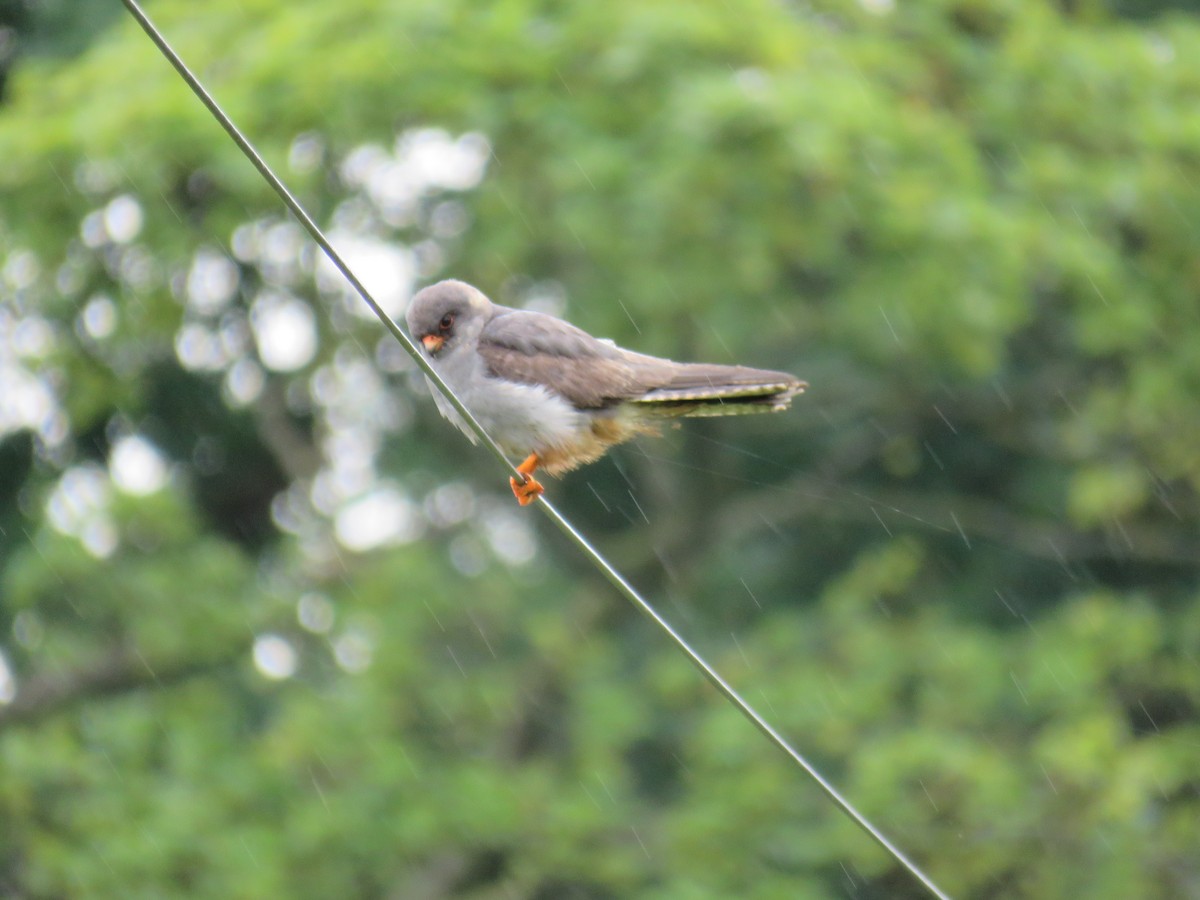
[405,280,806,505]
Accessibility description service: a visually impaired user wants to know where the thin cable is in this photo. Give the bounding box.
[117,0,522,486]
[118,4,949,897]
[537,500,948,898]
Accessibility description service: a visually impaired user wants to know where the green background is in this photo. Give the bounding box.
[1,0,1199,896]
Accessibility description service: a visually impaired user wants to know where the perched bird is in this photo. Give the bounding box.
[405,280,805,505]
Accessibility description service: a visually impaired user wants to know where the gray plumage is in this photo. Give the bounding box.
[405,279,805,476]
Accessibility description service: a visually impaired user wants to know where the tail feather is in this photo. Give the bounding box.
[631,367,806,418]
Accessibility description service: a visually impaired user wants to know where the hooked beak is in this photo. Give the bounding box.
[421,334,445,354]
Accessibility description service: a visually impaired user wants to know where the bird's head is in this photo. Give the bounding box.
[405,280,493,358]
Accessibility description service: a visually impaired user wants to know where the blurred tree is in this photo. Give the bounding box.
[0,0,1198,897]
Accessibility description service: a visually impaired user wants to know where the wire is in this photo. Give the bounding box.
[118,1,521,486]
[538,506,950,899]
[118,3,950,897]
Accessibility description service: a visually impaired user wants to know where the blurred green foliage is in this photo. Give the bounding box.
[1,0,1198,897]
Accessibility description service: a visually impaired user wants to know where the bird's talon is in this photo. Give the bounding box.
[509,452,543,505]
[510,475,544,506]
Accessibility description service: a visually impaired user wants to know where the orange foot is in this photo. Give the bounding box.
[510,452,544,506]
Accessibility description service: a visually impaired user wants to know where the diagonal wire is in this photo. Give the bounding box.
[117,3,950,898]
[118,4,520,487]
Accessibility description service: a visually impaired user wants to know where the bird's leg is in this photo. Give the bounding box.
[510,452,545,506]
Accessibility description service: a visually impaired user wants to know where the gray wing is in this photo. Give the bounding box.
[479,307,806,415]
[479,308,665,409]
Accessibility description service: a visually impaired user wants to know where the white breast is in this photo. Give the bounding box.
[423,343,585,458]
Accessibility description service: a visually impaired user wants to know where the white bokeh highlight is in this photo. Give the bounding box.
[253,634,298,681]
[186,248,240,316]
[316,233,415,320]
[103,195,144,244]
[334,485,424,552]
[45,464,119,559]
[250,292,317,372]
[109,435,169,496]
[0,651,15,705]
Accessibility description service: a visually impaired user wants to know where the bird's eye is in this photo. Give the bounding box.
[438,313,454,332]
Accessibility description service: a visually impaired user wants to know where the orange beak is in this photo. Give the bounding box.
[421,334,445,354]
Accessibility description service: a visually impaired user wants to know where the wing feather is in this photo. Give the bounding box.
[479,308,662,409]
[479,307,805,414]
